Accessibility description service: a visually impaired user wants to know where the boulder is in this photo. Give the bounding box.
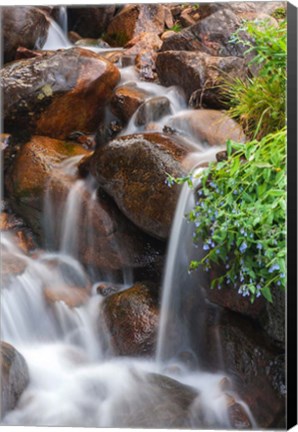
[0,342,29,417]
[198,2,286,20]
[2,252,28,286]
[106,5,172,47]
[5,135,164,274]
[110,84,151,124]
[259,286,285,345]
[88,132,198,239]
[2,7,50,64]
[156,50,247,107]
[67,6,116,38]
[165,110,246,146]
[1,48,120,140]
[101,282,159,356]
[205,308,285,428]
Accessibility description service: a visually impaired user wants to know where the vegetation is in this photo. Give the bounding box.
[166,19,287,303]
[226,19,287,139]
[169,22,183,33]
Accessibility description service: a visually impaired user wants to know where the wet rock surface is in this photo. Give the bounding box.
[0,342,30,417]
[88,132,197,239]
[44,285,90,308]
[205,308,285,428]
[135,96,171,126]
[106,5,172,47]
[166,110,246,146]
[156,50,247,107]
[2,7,50,64]
[101,282,159,356]
[1,48,120,140]
[110,84,151,124]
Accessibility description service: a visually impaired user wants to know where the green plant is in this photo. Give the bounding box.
[271,7,286,19]
[167,128,286,303]
[226,19,287,139]
[169,22,183,33]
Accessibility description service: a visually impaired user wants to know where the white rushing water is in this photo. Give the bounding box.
[1,16,255,429]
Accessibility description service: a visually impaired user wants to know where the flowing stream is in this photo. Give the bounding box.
[1,18,255,429]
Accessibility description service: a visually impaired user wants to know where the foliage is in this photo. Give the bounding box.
[225,19,287,139]
[271,7,286,19]
[167,129,286,303]
[169,22,183,33]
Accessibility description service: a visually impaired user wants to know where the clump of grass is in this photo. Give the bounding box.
[226,19,287,139]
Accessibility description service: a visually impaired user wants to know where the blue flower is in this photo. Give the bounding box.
[216,249,220,254]
[268,263,280,273]
[239,242,247,253]
[280,273,285,278]
[277,281,281,286]
[233,190,238,195]
[195,221,201,227]
[250,233,254,239]
[210,182,216,188]
[203,244,210,251]
[257,243,263,250]
[226,264,230,269]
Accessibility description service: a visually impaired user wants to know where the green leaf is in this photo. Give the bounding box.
[261,286,273,302]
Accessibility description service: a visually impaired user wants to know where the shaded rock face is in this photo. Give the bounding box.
[136,97,171,127]
[166,110,246,146]
[198,2,286,20]
[106,5,172,47]
[67,6,116,38]
[205,308,285,429]
[156,51,246,107]
[1,48,120,140]
[260,286,285,345]
[101,282,159,356]
[0,342,29,417]
[2,7,50,64]
[44,285,90,309]
[88,132,198,239]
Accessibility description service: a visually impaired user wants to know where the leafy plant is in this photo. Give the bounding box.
[225,19,287,139]
[168,129,286,303]
[169,22,183,33]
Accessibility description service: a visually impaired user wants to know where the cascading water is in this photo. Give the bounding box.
[1,15,256,429]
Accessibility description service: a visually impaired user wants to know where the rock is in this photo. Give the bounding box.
[123,32,162,81]
[68,31,82,44]
[166,110,246,146]
[67,6,116,38]
[260,286,285,344]
[0,342,29,417]
[206,308,285,428]
[5,135,89,234]
[96,282,123,297]
[5,135,164,274]
[1,47,120,140]
[156,50,247,107]
[75,38,111,49]
[2,252,28,286]
[227,397,252,429]
[112,371,200,428]
[44,286,90,308]
[2,7,50,64]
[180,8,197,27]
[135,96,171,126]
[198,2,286,20]
[110,84,151,123]
[88,132,197,239]
[15,47,45,61]
[106,5,172,47]
[161,30,177,41]
[101,282,159,356]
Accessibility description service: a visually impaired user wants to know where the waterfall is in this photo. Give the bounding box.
[43,18,71,50]
[58,6,68,35]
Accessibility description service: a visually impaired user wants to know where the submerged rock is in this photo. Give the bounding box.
[67,6,116,38]
[44,285,90,309]
[88,132,198,239]
[166,110,246,146]
[2,7,50,64]
[101,282,159,356]
[1,48,120,140]
[156,50,246,107]
[135,96,171,126]
[106,4,172,46]
[0,342,29,417]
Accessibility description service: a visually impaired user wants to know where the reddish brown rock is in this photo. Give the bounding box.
[110,84,151,123]
[88,132,198,239]
[198,2,286,20]
[2,7,50,64]
[2,252,28,286]
[68,6,116,38]
[101,282,159,356]
[156,50,247,107]
[1,48,120,140]
[0,342,29,417]
[44,286,90,308]
[106,5,172,47]
[166,110,246,146]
